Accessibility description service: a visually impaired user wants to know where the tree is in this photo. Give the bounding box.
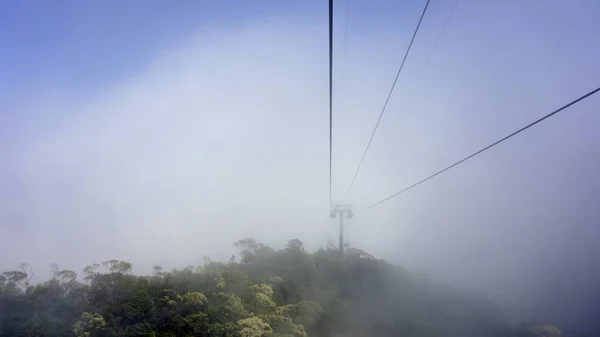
[234,238,273,263]
[1,270,29,293]
[102,260,132,274]
[238,316,273,337]
[19,263,34,292]
[73,312,106,337]
[182,291,207,307]
[83,264,100,283]
[50,263,61,280]
[286,239,305,253]
[59,269,78,284]
[0,238,574,337]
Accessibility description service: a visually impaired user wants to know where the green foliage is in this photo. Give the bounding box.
[237,317,273,337]
[182,291,207,307]
[0,238,571,337]
[72,312,106,337]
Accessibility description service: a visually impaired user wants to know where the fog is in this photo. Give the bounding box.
[1,0,599,333]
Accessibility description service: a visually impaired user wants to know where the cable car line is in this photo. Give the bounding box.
[329,0,334,210]
[343,0,432,202]
[422,0,461,68]
[365,86,600,210]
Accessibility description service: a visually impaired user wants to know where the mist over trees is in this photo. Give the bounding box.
[0,239,579,337]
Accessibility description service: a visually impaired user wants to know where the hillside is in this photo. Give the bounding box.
[0,238,570,337]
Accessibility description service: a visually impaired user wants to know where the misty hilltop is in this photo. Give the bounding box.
[2,2,599,337]
[0,239,579,337]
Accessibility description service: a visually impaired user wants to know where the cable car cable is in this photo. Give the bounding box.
[365,86,600,210]
[329,0,334,210]
[343,0,432,202]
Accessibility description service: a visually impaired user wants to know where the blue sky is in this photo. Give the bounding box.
[0,0,428,144]
[1,0,600,330]
[0,0,438,104]
[1,1,303,98]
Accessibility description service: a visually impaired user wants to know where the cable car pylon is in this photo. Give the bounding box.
[330,204,354,255]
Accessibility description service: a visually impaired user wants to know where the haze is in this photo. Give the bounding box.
[1,0,599,332]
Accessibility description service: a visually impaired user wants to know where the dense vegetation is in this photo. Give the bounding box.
[0,239,571,337]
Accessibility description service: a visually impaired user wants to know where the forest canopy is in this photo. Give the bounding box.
[0,239,570,337]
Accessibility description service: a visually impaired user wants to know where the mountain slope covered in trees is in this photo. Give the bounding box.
[0,239,572,337]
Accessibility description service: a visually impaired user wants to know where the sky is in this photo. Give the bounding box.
[1,0,600,330]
